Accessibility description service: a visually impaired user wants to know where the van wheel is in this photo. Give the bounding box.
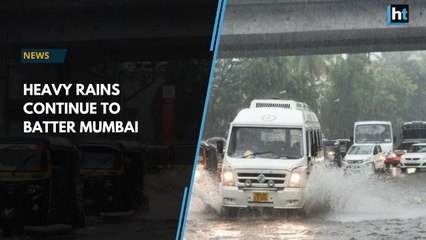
[221,207,239,218]
[290,207,307,218]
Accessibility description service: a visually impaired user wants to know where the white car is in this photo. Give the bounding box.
[400,143,426,172]
[342,144,386,172]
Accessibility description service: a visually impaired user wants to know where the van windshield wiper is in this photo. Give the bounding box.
[241,151,271,158]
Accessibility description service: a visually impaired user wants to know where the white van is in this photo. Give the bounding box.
[220,99,323,211]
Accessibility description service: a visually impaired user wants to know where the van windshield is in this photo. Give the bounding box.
[80,147,122,170]
[227,127,303,159]
[0,144,48,172]
[355,124,392,144]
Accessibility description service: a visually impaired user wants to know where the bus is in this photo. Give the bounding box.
[220,99,322,213]
[402,121,426,143]
[353,121,393,153]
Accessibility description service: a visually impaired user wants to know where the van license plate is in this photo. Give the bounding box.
[253,192,269,202]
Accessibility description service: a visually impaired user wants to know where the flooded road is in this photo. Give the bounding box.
[185,166,426,240]
[1,167,425,239]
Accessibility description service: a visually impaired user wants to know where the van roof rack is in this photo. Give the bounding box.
[250,99,310,111]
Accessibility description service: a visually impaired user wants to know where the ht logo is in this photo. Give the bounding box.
[387,4,409,25]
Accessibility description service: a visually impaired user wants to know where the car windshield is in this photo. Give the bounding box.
[408,145,426,153]
[347,145,372,155]
[0,144,48,172]
[355,124,392,144]
[227,127,303,159]
[80,147,122,170]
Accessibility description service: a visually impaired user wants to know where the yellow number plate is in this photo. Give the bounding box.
[253,192,269,202]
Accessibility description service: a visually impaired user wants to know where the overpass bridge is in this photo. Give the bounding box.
[1,1,425,59]
[219,0,426,57]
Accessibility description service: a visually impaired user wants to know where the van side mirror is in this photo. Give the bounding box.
[217,140,224,154]
[393,136,396,144]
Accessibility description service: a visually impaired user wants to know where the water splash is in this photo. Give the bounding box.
[187,168,222,220]
[305,164,426,222]
[188,164,426,222]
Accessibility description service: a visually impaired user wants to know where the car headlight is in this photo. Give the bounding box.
[222,166,235,186]
[288,168,305,188]
[327,151,335,156]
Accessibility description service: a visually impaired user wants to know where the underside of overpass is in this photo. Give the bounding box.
[219,0,426,58]
[0,0,216,62]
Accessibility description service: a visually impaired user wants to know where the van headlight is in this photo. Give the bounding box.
[288,168,304,188]
[222,166,235,186]
[327,151,335,156]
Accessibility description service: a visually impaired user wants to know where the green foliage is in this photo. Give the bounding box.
[203,52,425,142]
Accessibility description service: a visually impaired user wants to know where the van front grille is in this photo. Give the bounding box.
[235,170,287,189]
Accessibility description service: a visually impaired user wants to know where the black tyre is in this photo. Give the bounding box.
[221,207,239,218]
[289,207,307,218]
[72,210,86,229]
[131,190,143,213]
[382,163,387,173]
[2,226,13,238]
[401,167,406,173]
[1,222,20,237]
[336,155,343,168]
